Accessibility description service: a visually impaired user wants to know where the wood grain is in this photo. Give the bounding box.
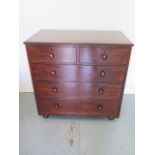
[32,64,126,83]
[37,96,120,116]
[27,45,76,63]
[34,81,122,99]
[24,30,133,119]
[79,46,130,65]
[24,30,133,46]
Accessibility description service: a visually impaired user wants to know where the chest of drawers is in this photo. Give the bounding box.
[24,30,133,120]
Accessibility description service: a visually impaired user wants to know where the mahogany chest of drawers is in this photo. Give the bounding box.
[24,30,133,120]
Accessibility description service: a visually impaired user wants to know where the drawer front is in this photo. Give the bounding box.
[27,45,76,63]
[79,46,130,65]
[32,64,126,83]
[37,97,119,116]
[34,82,122,99]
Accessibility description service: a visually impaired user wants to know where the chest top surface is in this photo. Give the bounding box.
[24,30,133,46]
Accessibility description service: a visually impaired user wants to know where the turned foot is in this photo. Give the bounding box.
[42,115,49,118]
[108,117,115,120]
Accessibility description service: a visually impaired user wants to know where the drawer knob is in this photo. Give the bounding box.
[102,54,108,60]
[52,87,57,92]
[49,53,54,59]
[51,70,56,75]
[98,88,104,94]
[100,71,105,77]
[54,103,59,109]
[98,105,102,111]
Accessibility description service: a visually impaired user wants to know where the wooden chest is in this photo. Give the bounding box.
[24,30,133,120]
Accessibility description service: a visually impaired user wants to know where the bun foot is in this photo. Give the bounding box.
[42,115,49,118]
[108,117,115,120]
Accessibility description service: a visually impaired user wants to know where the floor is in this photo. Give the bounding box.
[19,93,135,155]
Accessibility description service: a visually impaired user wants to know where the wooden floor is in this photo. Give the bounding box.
[19,93,135,155]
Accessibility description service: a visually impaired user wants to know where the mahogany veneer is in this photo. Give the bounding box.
[24,30,133,120]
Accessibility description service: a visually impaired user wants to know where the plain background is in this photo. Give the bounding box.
[19,0,135,94]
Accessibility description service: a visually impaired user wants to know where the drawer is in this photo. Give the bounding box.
[32,64,126,83]
[79,46,130,65]
[27,45,76,63]
[34,82,122,99]
[37,97,119,116]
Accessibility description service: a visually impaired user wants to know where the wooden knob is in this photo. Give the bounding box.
[49,53,54,59]
[52,87,57,92]
[51,70,56,75]
[98,105,102,111]
[102,54,108,60]
[54,103,59,109]
[98,88,104,94]
[100,71,105,77]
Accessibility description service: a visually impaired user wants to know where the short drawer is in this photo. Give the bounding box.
[27,45,76,63]
[32,64,126,83]
[34,82,122,99]
[79,46,130,65]
[37,97,119,116]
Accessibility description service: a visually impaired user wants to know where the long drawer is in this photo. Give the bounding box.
[32,64,126,83]
[34,81,122,99]
[37,97,120,116]
[79,46,130,65]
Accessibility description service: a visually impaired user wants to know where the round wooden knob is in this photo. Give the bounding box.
[100,71,105,77]
[98,105,102,111]
[102,54,108,60]
[49,53,54,59]
[52,87,57,92]
[54,103,59,109]
[98,88,104,94]
[51,70,56,75]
